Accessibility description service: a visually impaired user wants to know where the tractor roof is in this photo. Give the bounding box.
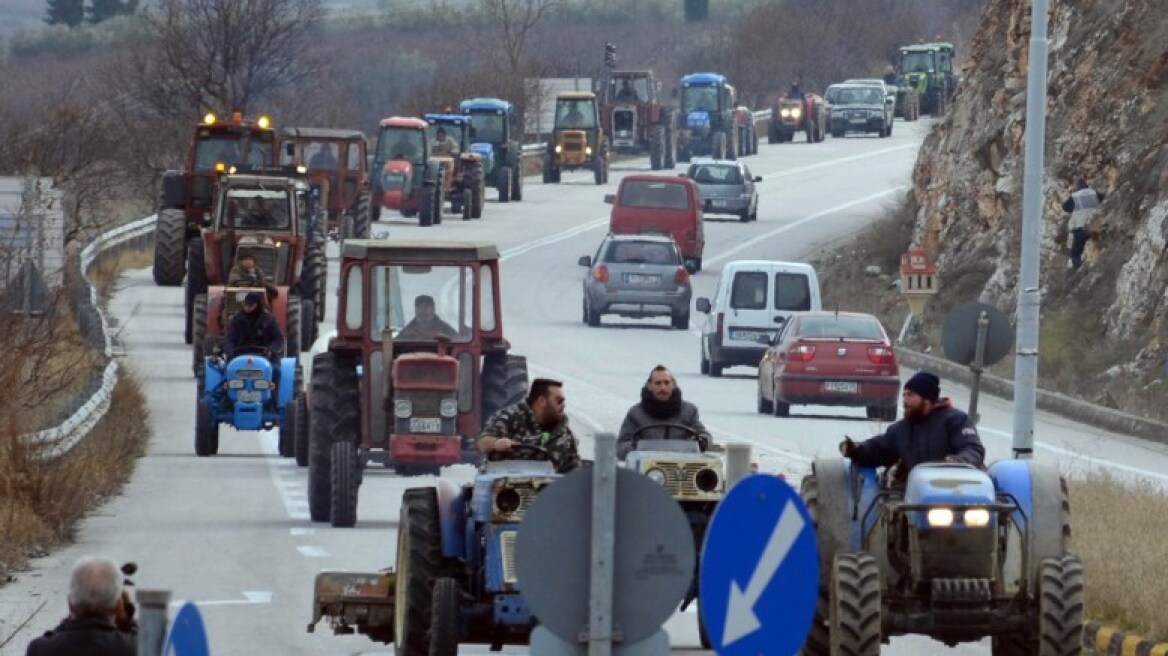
[423,114,471,126]
[220,174,299,189]
[281,127,367,141]
[681,73,726,86]
[460,98,513,113]
[379,116,429,129]
[556,91,596,101]
[902,42,954,51]
[342,240,500,262]
[612,70,654,77]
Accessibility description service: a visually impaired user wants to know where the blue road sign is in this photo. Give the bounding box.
[699,474,819,656]
[164,602,210,656]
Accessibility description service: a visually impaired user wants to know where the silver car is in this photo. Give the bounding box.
[578,234,694,329]
[682,159,761,222]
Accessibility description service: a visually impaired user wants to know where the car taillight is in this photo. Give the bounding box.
[790,344,817,362]
[674,267,689,285]
[593,265,610,283]
[867,346,896,365]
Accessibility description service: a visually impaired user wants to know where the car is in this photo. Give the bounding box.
[606,174,705,272]
[681,159,761,222]
[843,78,893,104]
[756,310,899,419]
[824,83,893,138]
[578,233,693,329]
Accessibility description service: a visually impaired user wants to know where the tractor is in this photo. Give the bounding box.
[187,167,325,374]
[732,105,759,156]
[371,117,445,227]
[601,70,677,170]
[306,240,529,528]
[543,91,609,185]
[799,457,1082,655]
[423,113,486,221]
[195,340,301,458]
[883,68,921,121]
[899,42,958,116]
[153,111,278,287]
[280,127,372,242]
[307,453,561,654]
[769,91,826,144]
[459,98,525,203]
[675,73,738,162]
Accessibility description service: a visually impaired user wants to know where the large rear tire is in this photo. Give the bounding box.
[419,186,436,227]
[307,352,359,522]
[480,354,529,430]
[184,238,207,345]
[395,487,441,656]
[829,553,881,656]
[195,398,219,457]
[353,190,373,238]
[153,208,188,287]
[664,120,677,169]
[499,165,513,202]
[471,167,486,217]
[191,294,207,378]
[510,160,523,200]
[293,392,309,467]
[299,298,316,352]
[285,296,302,360]
[429,577,461,656]
[329,440,360,528]
[649,125,665,171]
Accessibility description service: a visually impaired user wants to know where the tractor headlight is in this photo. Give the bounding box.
[203,112,217,125]
[228,380,245,389]
[791,108,802,118]
[927,508,955,527]
[585,146,593,155]
[645,468,667,486]
[694,468,720,492]
[253,380,270,390]
[257,115,271,129]
[780,108,791,117]
[394,399,413,418]
[554,145,562,154]
[495,488,522,514]
[439,397,458,418]
[964,508,991,527]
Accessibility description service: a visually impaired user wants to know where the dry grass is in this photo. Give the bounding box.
[1069,473,1168,641]
[88,249,153,303]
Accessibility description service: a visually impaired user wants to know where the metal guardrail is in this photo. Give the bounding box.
[21,215,157,459]
[519,110,773,157]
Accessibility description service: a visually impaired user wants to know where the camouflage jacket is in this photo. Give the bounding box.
[480,402,581,473]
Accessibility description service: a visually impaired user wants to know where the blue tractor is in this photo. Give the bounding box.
[196,346,301,457]
[675,73,738,162]
[798,457,1082,655]
[459,98,525,203]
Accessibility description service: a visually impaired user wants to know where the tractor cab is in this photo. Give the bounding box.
[279,127,371,240]
[545,91,608,185]
[423,113,486,220]
[676,73,737,161]
[898,42,957,114]
[372,117,442,224]
[459,98,525,202]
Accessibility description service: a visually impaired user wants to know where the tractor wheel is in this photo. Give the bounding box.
[510,161,523,200]
[1038,555,1085,656]
[354,190,373,237]
[480,354,529,431]
[153,208,188,287]
[429,577,461,656]
[433,185,444,225]
[460,189,472,221]
[285,296,302,360]
[499,165,513,201]
[664,121,677,169]
[593,156,605,185]
[829,553,881,656]
[394,487,441,656]
[329,440,360,528]
[307,352,359,522]
[184,238,207,345]
[191,294,207,378]
[768,122,779,144]
[195,398,219,457]
[419,185,436,227]
[293,392,309,467]
[540,157,552,185]
[278,396,296,458]
[649,125,665,170]
[299,299,316,351]
[471,168,486,217]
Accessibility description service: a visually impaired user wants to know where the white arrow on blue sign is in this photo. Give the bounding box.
[699,474,819,656]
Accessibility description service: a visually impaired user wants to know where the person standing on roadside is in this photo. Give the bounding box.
[1062,178,1105,271]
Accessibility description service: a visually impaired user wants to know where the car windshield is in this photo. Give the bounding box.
[221,189,291,230]
[832,88,884,106]
[618,180,691,210]
[900,51,935,74]
[467,113,505,143]
[795,316,883,340]
[555,99,598,128]
[376,127,426,165]
[690,164,742,185]
[370,264,472,343]
[194,136,272,172]
[603,241,679,265]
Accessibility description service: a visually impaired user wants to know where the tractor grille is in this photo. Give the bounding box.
[492,478,557,522]
[561,131,587,152]
[235,244,279,281]
[655,461,712,497]
[500,531,518,585]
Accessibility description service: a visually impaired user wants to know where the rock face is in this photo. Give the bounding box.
[912,0,1168,354]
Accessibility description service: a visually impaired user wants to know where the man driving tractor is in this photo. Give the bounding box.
[477,378,580,473]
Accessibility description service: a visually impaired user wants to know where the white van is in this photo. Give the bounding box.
[695,260,822,377]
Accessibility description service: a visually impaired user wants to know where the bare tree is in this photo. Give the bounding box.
[479,0,562,75]
[110,0,326,120]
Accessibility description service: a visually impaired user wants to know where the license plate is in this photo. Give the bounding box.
[711,199,728,208]
[730,329,765,341]
[237,390,263,404]
[823,381,859,394]
[850,118,867,124]
[623,273,660,286]
[409,417,442,433]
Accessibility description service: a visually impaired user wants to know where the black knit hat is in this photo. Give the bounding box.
[904,371,940,403]
[243,291,264,307]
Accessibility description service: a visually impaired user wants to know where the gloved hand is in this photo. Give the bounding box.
[943,455,961,463]
[838,436,857,458]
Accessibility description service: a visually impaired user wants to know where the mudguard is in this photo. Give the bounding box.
[436,477,466,559]
[203,359,225,398]
[989,459,1067,587]
[805,458,879,579]
[278,357,297,408]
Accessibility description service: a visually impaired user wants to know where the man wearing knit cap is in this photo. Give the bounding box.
[839,371,985,477]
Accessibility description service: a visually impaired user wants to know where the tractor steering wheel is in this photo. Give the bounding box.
[631,423,704,450]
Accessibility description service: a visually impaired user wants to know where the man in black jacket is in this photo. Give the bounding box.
[617,365,714,459]
[26,556,136,656]
[839,371,985,477]
[223,291,285,384]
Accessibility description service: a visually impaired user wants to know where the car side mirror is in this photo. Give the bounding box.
[578,255,592,267]
[603,193,615,204]
[696,297,711,314]
[753,176,762,182]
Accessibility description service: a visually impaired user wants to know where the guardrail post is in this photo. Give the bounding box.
[136,589,171,656]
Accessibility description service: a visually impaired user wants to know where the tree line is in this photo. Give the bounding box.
[45,0,138,27]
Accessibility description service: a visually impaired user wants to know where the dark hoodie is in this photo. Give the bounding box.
[617,388,712,459]
[849,398,985,473]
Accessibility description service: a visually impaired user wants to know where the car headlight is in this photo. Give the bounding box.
[927,508,954,527]
[253,380,270,390]
[964,508,991,527]
[394,399,412,418]
[228,380,245,389]
[439,397,458,418]
[645,468,667,486]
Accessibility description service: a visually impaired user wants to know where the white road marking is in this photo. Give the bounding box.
[168,591,273,607]
[297,546,329,558]
[290,527,315,536]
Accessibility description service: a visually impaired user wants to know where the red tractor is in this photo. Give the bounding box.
[154,111,278,290]
[304,240,528,527]
[370,117,445,227]
[769,92,826,144]
[601,70,677,170]
[280,127,373,241]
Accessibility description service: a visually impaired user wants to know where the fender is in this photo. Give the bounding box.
[436,477,466,558]
[990,459,1067,587]
[278,357,297,408]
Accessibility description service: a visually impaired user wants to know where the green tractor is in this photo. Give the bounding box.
[898,42,958,116]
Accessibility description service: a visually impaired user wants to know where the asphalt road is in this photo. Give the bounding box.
[3,118,1167,656]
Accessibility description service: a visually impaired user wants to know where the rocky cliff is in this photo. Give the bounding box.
[911,0,1168,374]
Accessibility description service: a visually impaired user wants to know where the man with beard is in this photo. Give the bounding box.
[478,378,581,473]
[617,365,714,459]
[839,371,984,481]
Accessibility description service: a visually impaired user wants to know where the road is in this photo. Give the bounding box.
[3,118,1168,656]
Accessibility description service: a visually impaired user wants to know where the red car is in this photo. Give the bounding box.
[756,311,899,420]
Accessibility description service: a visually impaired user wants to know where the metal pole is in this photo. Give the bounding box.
[587,434,617,656]
[135,589,171,656]
[1011,0,1050,459]
[968,311,988,425]
[724,442,753,489]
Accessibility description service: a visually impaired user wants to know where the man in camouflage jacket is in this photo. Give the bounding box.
[478,378,581,473]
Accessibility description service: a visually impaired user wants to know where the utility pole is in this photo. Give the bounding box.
[1012,0,1051,458]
